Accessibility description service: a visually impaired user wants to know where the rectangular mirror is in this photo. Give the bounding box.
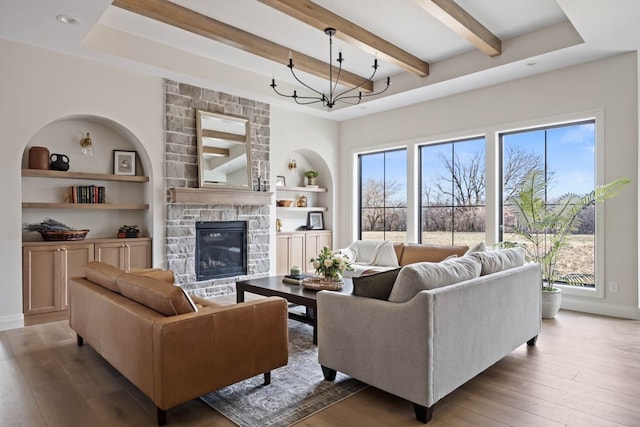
[196,110,251,189]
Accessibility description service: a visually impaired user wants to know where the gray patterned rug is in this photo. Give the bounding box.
[200,320,367,427]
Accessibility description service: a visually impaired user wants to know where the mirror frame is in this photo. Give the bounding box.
[196,109,252,189]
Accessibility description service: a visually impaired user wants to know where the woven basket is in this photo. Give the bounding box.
[41,229,90,241]
[302,276,344,291]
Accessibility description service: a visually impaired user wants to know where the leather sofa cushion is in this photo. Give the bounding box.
[117,273,196,316]
[84,261,125,293]
[134,268,175,283]
[388,256,481,303]
[399,243,469,266]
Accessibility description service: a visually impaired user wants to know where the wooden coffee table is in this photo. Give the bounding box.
[236,275,352,344]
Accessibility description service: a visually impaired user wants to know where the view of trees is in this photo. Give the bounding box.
[359,120,597,283]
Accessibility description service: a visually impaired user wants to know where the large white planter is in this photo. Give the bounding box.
[541,287,562,319]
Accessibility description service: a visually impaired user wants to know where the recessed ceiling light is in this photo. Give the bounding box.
[56,14,79,24]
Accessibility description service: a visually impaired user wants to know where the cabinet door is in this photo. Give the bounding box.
[94,242,126,269]
[276,235,290,275]
[23,245,58,315]
[124,240,152,270]
[95,240,152,271]
[305,231,332,272]
[276,234,306,275]
[289,234,306,273]
[59,244,94,310]
[22,243,93,315]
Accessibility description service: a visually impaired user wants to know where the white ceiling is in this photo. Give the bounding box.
[1,0,639,121]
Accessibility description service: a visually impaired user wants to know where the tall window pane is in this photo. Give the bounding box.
[420,138,486,246]
[501,120,596,286]
[359,149,407,242]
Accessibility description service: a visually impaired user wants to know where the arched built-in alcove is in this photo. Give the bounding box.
[21,114,154,240]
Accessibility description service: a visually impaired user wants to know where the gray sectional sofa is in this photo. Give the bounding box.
[317,248,542,423]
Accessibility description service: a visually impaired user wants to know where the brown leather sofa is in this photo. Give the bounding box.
[393,243,469,265]
[69,262,288,425]
[345,241,470,277]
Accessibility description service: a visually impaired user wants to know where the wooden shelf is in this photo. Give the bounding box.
[170,187,273,205]
[276,206,327,212]
[276,186,327,193]
[22,169,149,183]
[22,202,149,210]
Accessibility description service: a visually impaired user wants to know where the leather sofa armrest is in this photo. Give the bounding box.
[151,296,288,410]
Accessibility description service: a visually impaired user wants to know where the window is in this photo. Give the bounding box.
[419,137,486,246]
[358,149,407,242]
[500,120,596,286]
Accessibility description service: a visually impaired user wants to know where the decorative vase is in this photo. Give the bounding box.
[28,146,50,170]
[306,177,316,186]
[541,287,562,319]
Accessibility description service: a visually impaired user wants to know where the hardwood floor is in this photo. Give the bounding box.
[1,309,639,426]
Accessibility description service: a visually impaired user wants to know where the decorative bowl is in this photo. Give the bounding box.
[276,199,293,207]
[41,229,90,241]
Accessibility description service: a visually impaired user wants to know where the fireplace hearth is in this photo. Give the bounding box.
[195,221,248,281]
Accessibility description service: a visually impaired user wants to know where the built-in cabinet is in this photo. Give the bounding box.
[21,167,152,323]
[276,230,332,275]
[275,184,332,275]
[22,238,152,322]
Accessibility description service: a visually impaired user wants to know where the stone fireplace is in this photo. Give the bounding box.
[164,80,271,298]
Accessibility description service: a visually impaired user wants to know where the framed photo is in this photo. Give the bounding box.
[113,150,136,176]
[307,211,324,230]
[276,175,286,187]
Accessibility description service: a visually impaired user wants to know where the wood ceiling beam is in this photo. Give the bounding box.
[112,0,373,92]
[418,0,502,57]
[258,0,429,77]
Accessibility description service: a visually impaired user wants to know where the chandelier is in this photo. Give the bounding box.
[270,27,391,109]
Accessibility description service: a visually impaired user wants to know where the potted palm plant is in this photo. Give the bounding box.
[504,169,630,318]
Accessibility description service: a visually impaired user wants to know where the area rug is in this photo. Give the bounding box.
[200,320,367,427]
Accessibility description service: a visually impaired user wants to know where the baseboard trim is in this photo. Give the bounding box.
[562,296,640,320]
[0,313,24,331]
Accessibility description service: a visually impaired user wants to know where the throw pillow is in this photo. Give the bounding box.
[352,268,401,300]
[388,256,481,303]
[470,247,526,275]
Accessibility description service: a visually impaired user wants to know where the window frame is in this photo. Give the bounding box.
[418,136,487,246]
[498,114,605,299]
[357,147,408,242]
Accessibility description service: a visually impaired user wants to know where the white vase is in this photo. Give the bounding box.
[541,287,562,319]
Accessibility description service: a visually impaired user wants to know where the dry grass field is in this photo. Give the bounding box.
[361,231,595,280]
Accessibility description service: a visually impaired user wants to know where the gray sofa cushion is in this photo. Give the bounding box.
[352,268,401,300]
[469,247,526,275]
[388,256,481,303]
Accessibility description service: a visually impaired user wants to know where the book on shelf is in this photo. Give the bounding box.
[68,185,106,204]
[282,274,312,285]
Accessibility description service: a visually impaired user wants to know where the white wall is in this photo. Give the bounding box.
[0,39,165,330]
[338,53,639,319]
[269,106,339,235]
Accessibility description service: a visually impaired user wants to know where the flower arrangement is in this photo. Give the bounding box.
[310,246,352,280]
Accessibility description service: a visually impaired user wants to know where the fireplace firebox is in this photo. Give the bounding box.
[195,221,247,280]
